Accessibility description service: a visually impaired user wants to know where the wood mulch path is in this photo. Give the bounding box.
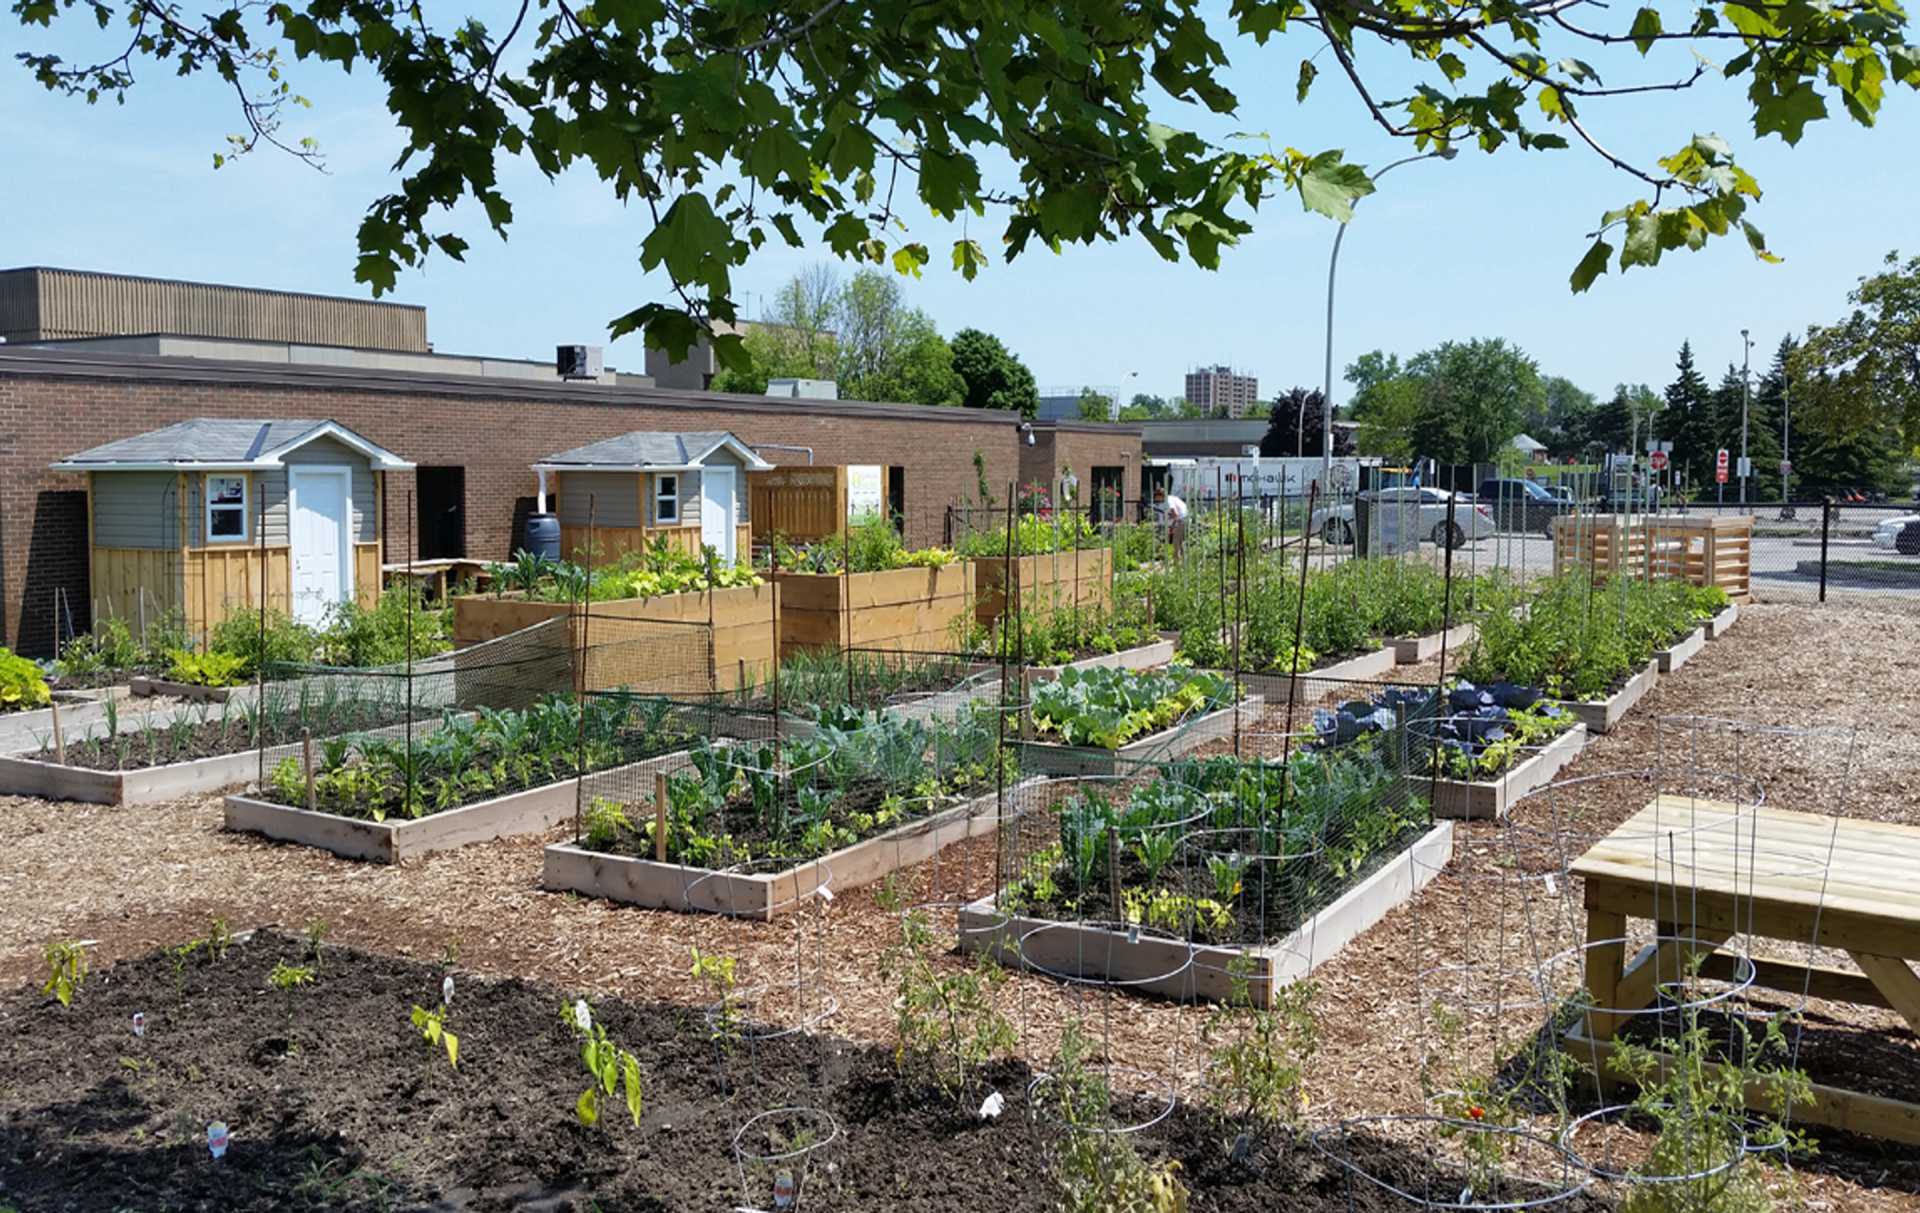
[5,603,1920,1208]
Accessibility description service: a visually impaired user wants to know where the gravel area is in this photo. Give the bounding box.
[4,603,1920,1208]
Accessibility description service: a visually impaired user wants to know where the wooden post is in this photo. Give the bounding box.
[1106,826,1122,919]
[302,728,316,812]
[50,698,65,765]
[654,771,669,862]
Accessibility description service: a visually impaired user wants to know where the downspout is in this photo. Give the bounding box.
[536,467,549,512]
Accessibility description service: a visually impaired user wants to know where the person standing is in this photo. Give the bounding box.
[1158,488,1189,558]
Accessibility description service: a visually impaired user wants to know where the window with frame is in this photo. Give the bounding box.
[205,474,249,542]
[654,474,680,524]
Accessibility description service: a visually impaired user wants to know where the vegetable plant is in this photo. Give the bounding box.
[411,1002,459,1071]
[1202,959,1318,1140]
[1030,665,1230,750]
[42,940,86,1007]
[566,999,645,1128]
[876,882,1017,1103]
[0,649,52,713]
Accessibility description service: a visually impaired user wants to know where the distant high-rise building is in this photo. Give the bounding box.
[1183,365,1260,419]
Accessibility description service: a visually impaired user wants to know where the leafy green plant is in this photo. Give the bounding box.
[565,999,646,1128]
[761,514,958,574]
[42,939,86,1007]
[877,886,1017,1102]
[0,648,52,713]
[690,947,742,1050]
[1030,665,1230,749]
[1202,961,1317,1140]
[411,1002,459,1070]
[317,585,453,666]
[164,648,250,687]
[269,960,315,990]
[1046,1020,1189,1213]
[210,608,320,677]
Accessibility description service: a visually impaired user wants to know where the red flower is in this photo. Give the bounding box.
[1466,1106,1486,1121]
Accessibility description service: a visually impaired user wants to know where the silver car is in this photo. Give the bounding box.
[1310,487,1498,548]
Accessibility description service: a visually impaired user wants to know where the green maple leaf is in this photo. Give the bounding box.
[1752,81,1828,144]
[1297,153,1376,221]
[1569,238,1612,292]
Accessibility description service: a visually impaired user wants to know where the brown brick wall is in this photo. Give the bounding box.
[0,355,1141,654]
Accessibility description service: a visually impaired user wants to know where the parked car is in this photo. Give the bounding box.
[1310,487,1497,549]
[1871,513,1920,550]
[1476,478,1575,536]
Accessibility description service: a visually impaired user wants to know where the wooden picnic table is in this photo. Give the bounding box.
[1568,794,1920,1144]
[381,558,492,602]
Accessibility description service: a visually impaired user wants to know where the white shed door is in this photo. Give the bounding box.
[700,466,735,561]
[290,467,351,625]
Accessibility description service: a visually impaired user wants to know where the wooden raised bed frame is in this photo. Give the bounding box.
[1654,625,1706,674]
[971,548,1113,629]
[1391,622,1478,666]
[775,564,974,657]
[223,750,687,863]
[542,780,1024,919]
[1704,602,1739,640]
[452,583,776,693]
[958,820,1454,1005]
[1554,661,1657,736]
[1427,723,1589,820]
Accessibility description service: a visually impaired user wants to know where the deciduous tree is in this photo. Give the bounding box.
[951,329,1039,419]
[16,0,1914,358]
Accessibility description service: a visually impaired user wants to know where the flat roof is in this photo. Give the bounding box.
[0,345,1027,427]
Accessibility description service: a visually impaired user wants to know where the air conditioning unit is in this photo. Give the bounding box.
[556,344,604,380]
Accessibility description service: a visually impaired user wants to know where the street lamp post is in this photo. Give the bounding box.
[1322,149,1454,489]
[1739,328,1753,508]
[1781,378,1791,505]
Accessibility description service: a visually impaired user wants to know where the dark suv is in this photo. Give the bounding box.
[1476,478,1572,535]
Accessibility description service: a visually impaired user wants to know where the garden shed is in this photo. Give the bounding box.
[533,431,770,564]
[54,419,411,638]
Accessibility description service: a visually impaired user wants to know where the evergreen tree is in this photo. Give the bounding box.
[1660,342,1715,487]
[1754,337,1796,498]
[1583,385,1636,453]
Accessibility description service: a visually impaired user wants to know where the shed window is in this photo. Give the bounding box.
[655,474,680,524]
[204,474,249,543]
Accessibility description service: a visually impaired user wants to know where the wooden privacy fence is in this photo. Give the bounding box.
[972,547,1114,628]
[1551,514,1752,602]
[749,466,850,545]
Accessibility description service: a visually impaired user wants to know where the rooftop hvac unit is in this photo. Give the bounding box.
[556,344,604,380]
[766,377,838,400]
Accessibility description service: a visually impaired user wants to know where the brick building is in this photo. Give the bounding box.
[0,345,1142,654]
[1183,365,1261,419]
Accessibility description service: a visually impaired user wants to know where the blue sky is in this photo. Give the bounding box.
[5,6,1915,410]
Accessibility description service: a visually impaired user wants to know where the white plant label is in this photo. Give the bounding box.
[977,1090,1004,1121]
[131,1012,146,1038]
[815,885,833,902]
[573,999,592,1033]
[207,1122,231,1160]
[1544,874,1558,898]
[772,1169,797,1209]
[442,975,455,1006]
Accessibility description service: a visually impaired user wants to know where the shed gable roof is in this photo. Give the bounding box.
[52,418,411,471]
[534,430,772,471]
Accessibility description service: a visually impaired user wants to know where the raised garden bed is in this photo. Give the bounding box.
[224,749,688,863]
[1704,601,1739,640]
[776,564,973,657]
[544,778,1027,919]
[1653,625,1706,674]
[1390,621,1477,665]
[960,821,1453,1005]
[1016,696,1262,776]
[0,710,442,806]
[0,686,124,754]
[1212,645,1399,710]
[1554,661,1656,736]
[971,548,1113,628]
[975,636,1176,684]
[130,676,244,703]
[452,583,776,693]
[1426,723,1589,820]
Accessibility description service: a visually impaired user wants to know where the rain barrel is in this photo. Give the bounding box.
[521,512,562,561]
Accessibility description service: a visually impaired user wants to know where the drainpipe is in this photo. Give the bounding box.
[536,467,549,512]
[750,444,815,465]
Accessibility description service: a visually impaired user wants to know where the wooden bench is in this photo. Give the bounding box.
[1568,795,1920,1144]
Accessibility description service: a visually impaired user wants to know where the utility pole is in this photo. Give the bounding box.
[1781,377,1791,505]
[1739,328,1753,508]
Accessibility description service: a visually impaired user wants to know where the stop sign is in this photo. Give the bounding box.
[1715,449,1729,484]
[1649,450,1669,472]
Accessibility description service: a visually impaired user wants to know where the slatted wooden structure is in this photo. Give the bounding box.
[1551,514,1751,602]
[971,547,1114,628]
[451,583,775,692]
[1569,795,1920,1144]
[747,465,891,545]
[775,564,973,657]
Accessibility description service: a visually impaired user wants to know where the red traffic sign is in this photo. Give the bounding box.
[1715,448,1729,484]
[1649,450,1669,472]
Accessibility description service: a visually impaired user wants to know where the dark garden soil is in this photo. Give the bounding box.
[0,931,1612,1213]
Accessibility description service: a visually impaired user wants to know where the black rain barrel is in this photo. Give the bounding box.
[521,512,562,561]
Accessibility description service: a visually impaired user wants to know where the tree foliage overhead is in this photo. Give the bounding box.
[15,0,1917,355]
[1349,339,1543,464]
